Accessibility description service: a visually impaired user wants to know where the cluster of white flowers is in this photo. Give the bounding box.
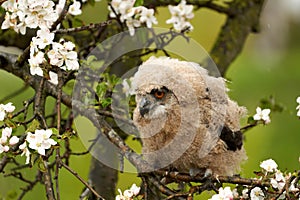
[270,170,286,190]
[19,129,57,164]
[253,106,271,124]
[108,0,194,35]
[1,0,87,34]
[210,158,300,199]
[1,0,82,84]
[115,183,140,200]
[1,0,59,35]
[209,186,233,200]
[109,0,158,36]
[296,96,300,117]
[0,102,15,121]
[0,127,20,154]
[48,39,79,71]
[209,185,266,200]
[166,0,194,32]
[29,28,79,84]
[260,158,299,199]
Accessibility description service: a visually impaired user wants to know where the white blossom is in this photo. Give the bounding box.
[296,96,300,117]
[47,41,79,70]
[166,0,194,32]
[123,189,134,198]
[56,0,66,14]
[0,103,15,121]
[253,107,271,124]
[270,170,285,190]
[1,0,16,11]
[138,7,157,28]
[260,158,278,173]
[32,28,55,49]
[68,0,82,16]
[115,184,140,200]
[19,142,31,164]
[232,188,239,199]
[250,187,264,200]
[1,0,59,34]
[125,18,141,36]
[26,129,57,156]
[115,189,125,200]
[63,41,76,51]
[28,51,45,76]
[0,144,5,153]
[118,2,135,22]
[3,102,15,113]
[0,127,20,154]
[209,187,233,200]
[0,109,5,121]
[289,178,299,192]
[1,13,15,30]
[1,127,12,144]
[0,144,9,153]
[122,78,134,96]
[242,188,249,198]
[49,71,58,85]
[9,136,20,145]
[128,183,140,196]
[108,0,157,36]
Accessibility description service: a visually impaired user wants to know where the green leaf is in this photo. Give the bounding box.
[86,55,97,65]
[60,130,74,140]
[5,190,18,200]
[49,128,59,135]
[260,95,284,112]
[3,118,17,128]
[101,97,112,108]
[26,119,40,133]
[134,0,144,7]
[96,82,108,98]
[247,116,255,124]
[37,156,46,172]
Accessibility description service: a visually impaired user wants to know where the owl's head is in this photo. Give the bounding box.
[131,56,227,131]
[135,85,178,120]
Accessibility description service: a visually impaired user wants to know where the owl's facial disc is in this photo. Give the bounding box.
[138,87,169,118]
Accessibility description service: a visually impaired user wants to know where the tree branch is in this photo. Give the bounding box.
[209,0,266,76]
[59,159,104,199]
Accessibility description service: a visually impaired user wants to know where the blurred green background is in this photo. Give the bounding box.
[1,0,300,199]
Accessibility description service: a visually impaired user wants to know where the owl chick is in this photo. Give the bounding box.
[132,56,247,176]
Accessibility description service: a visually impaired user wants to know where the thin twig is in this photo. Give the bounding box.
[59,160,104,199]
[54,21,112,34]
[155,170,271,187]
[43,159,56,200]
[55,149,61,200]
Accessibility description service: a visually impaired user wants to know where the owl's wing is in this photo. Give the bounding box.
[219,126,243,151]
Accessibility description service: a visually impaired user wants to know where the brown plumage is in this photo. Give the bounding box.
[132,56,247,176]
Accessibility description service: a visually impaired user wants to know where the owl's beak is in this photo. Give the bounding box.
[139,97,151,117]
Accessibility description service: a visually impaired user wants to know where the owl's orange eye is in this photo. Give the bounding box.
[154,91,165,99]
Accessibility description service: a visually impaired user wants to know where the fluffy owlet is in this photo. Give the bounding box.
[132,56,247,176]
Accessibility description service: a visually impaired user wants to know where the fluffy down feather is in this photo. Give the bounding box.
[132,56,247,176]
